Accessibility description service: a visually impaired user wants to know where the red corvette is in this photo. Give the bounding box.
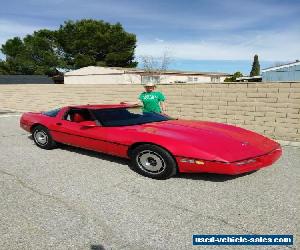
[20,104,282,179]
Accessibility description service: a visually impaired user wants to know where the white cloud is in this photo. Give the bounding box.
[154,38,164,43]
[136,28,300,61]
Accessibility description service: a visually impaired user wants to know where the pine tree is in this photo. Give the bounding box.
[250,54,260,76]
[0,19,138,75]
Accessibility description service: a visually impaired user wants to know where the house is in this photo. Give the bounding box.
[64,66,230,84]
[262,61,300,82]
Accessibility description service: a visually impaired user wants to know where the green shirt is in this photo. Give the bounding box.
[139,91,166,113]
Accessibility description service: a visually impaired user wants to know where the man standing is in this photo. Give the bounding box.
[122,83,166,113]
[139,83,166,113]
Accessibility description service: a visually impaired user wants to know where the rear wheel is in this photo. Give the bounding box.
[32,125,56,150]
[131,144,177,179]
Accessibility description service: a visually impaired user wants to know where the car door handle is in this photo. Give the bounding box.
[56,122,62,126]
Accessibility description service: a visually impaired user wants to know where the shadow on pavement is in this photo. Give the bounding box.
[27,135,256,182]
[58,143,130,166]
[175,171,256,182]
[90,245,106,250]
[28,134,129,166]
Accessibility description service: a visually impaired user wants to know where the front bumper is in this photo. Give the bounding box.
[176,147,282,175]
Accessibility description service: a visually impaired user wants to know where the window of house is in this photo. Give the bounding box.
[187,76,199,82]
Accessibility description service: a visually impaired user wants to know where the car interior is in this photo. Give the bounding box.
[64,109,95,123]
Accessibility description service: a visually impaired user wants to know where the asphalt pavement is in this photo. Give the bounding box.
[0,113,299,250]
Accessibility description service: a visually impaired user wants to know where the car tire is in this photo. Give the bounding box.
[131,144,177,179]
[32,125,56,150]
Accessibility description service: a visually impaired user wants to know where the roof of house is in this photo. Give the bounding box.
[262,61,300,73]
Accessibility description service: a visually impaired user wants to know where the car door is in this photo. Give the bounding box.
[51,108,108,153]
[87,108,137,158]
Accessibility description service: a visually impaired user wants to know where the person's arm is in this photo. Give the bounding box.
[120,100,142,105]
[159,92,166,113]
[121,93,144,106]
[160,101,166,112]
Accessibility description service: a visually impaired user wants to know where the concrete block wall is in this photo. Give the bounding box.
[0,82,299,142]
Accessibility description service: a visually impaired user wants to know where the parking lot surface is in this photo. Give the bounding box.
[0,114,299,250]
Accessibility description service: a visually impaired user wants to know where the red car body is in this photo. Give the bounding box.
[20,104,282,176]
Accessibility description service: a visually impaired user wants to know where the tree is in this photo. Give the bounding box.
[0,37,25,74]
[56,19,137,69]
[224,71,243,82]
[250,54,260,76]
[1,30,63,75]
[0,19,137,75]
[0,60,9,74]
[140,51,172,84]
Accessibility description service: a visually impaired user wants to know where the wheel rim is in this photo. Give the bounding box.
[34,130,48,146]
[136,150,166,174]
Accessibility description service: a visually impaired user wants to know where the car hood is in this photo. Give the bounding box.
[138,120,280,162]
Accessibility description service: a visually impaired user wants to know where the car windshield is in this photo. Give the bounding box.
[91,107,172,127]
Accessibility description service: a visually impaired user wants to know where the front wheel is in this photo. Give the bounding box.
[32,125,56,150]
[131,144,177,179]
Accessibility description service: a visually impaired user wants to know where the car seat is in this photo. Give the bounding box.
[73,113,85,123]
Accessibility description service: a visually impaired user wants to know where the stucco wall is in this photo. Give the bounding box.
[64,74,222,84]
[65,74,126,84]
[0,82,299,142]
[159,74,214,83]
[64,67,227,84]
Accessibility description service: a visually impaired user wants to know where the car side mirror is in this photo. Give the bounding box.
[80,121,97,128]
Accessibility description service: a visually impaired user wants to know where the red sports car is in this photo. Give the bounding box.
[20,104,282,179]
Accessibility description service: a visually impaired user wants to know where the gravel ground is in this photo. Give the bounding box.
[0,114,299,250]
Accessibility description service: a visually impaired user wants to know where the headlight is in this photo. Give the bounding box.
[180,158,205,165]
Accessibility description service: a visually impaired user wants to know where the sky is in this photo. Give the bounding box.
[0,0,299,74]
